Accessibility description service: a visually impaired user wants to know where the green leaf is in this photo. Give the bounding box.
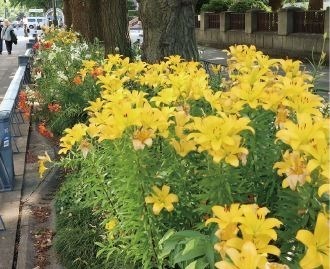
[173,238,206,264]
[186,258,209,269]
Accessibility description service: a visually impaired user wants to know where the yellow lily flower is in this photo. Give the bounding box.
[205,204,243,230]
[318,184,330,197]
[82,60,96,71]
[105,219,117,231]
[132,128,155,150]
[296,212,329,269]
[37,151,52,178]
[300,139,330,180]
[59,123,88,154]
[145,185,179,215]
[273,150,312,190]
[215,241,268,269]
[282,91,323,117]
[238,205,282,241]
[276,113,325,151]
[187,115,253,165]
[170,138,196,157]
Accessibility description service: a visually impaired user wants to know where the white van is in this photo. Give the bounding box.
[27,17,47,29]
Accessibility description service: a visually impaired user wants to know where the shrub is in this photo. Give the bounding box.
[229,0,270,12]
[201,0,233,13]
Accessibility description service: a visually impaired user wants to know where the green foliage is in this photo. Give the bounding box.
[31,38,104,136]
[9,0,52,9]
[229,0,270,12]
[54,175,108,269]
[35,32,328,268]
[201,0,233,13]
[196,0,209,13]
[127,0,137,10]
[159,230,217,269]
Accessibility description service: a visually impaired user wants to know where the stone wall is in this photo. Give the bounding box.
[195,8,329,60]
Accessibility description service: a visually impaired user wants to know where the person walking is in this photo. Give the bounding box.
[23,16,29,37]
[0,20,3,54]
[1,19,14,55]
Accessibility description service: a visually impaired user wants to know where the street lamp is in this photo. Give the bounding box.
[52,0,58,26]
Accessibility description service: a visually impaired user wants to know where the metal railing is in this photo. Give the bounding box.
[0,48,32,192]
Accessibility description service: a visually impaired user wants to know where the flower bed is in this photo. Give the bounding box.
[25,28,329,269]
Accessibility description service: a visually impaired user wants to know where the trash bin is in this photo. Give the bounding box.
[0,112,14,192]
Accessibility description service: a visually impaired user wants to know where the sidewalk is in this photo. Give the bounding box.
[0,34,63,269]
[0,35,30,269]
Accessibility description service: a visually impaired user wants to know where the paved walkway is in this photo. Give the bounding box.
[0,34,31,269]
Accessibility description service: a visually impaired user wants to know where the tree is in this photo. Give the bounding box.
[138,0,199,63]
[62,0,72,27]
[101,0,132,57]
[69,0,103,42]
[308,0,323,10]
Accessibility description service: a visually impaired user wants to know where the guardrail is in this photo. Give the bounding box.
[0,47,33,192]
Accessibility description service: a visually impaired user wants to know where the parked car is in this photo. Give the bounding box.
[27,17,47,29]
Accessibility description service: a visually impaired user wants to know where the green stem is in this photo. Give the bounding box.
[136,151,161,269]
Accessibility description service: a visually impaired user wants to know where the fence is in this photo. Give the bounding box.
[195,8,329,60]
[208,13,220,28]
[257,12,278,31]
[0,49,32,192]
[199,8,327,34]
[229,13,245,30]
[293,10,325,33]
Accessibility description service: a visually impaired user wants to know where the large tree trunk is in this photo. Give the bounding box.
[63,0,72,28]
[85,0,104,41]
[101,0,132,57]
[71,0,89,37]
[138,0,199,63]
[71,0,103,42]
[308,0,323,10]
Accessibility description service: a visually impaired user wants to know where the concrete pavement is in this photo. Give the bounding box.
[0,34,30,269]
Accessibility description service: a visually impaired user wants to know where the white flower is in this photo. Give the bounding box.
[85,54,91,59]
[48,52,56,61]
[34,71,42,80]
[54,47,63,54]
[57,71,68,82]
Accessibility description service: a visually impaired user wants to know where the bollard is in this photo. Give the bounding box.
[28,38,36,45]
[0,112,14,192]
[26,42,33,49]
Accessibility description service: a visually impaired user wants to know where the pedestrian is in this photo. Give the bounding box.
[1,19,14,55]
[23,16,28,37]
[0,20,3,55]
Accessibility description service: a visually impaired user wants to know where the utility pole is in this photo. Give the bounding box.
[52,0,58,26]
[4,0,8,19]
